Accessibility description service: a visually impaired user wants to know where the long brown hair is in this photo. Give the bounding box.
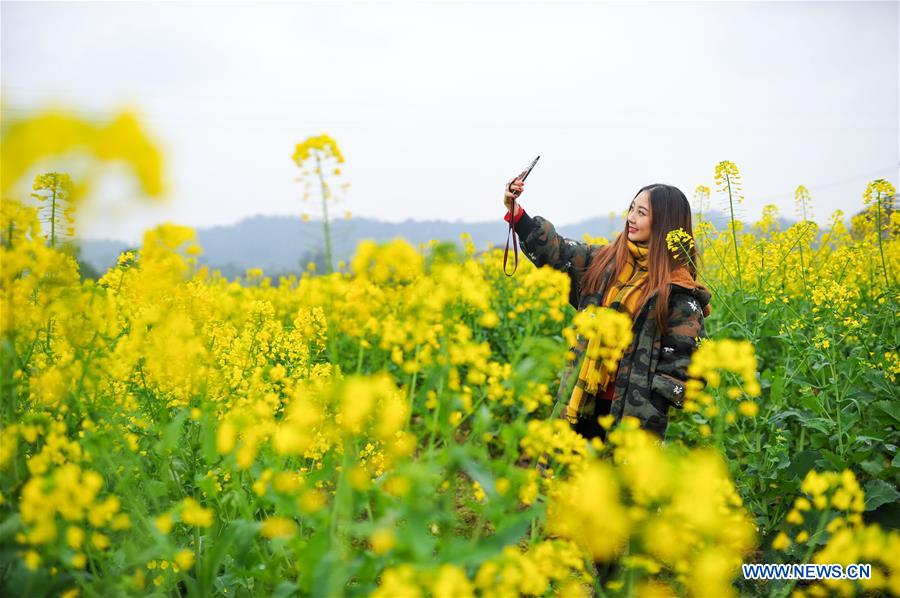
[580,184,701,332]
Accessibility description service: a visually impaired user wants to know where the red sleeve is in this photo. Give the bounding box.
[503,204,524,224]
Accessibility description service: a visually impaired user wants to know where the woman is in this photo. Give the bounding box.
[502,176,712,441]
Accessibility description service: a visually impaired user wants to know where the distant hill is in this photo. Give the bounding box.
[75,209,838,279]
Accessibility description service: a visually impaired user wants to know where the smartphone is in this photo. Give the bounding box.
[519,155,540,181]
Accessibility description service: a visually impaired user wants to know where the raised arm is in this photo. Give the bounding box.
[502,176,604,308]
[505,205,603,309]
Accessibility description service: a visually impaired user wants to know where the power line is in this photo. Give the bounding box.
[750,164,898,202]
[1,85,375,107]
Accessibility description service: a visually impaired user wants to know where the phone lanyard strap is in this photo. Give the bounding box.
[503,201,519,276]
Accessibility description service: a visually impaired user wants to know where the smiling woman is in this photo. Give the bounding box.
[626,193,651,243]
[502,179,712,441]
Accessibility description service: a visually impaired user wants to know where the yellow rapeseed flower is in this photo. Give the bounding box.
[180,498,214,528]
[665,227,695,256]
[772,531,791,551]
[714,160,744,204]
[369,527,396,555]
[292,133,345,166]
[260,517,297,539]
[547,460,630,562]
[738,400,759,417]
[174,549,195,571]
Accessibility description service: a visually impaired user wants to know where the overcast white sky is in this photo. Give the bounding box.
[2,0,898,244]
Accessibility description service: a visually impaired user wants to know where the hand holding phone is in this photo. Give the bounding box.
[503,155,539,276]
[520,155,540,182]
[505,155,539,210]
[507,155,540,195]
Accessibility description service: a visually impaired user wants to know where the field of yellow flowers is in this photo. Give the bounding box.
[1,112,899,597]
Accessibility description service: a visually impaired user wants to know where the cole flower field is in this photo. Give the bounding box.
[1,110,898,597]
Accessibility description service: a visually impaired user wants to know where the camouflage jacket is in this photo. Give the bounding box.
[516,212,711,439]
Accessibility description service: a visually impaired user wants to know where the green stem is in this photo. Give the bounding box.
[315,154,335,275]
[875,192,891,286]
[726,175,744,293]
[355,341,365,374]
[50,175,58,248]
[827,344,844,456]
[777,508,832,598]
[325,440,354,596]
[426,376,445,454]
[406,345,422,419]
[798,242,808,296]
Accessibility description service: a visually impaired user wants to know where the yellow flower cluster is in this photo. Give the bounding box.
[369,527,396,555]
[141,550,196,590]
[810,282,857,317]
[154,497,214,534]
[180,497,214,527]
[547,458,630,562]
[714,160,744,204]
[754,204,782,237]
[519,418,589,480]
[31,172,77,243]
[581,233,610,246]
[372,540,590,598]
[16,463,130,571]
[684,339,761,422]
[260,516,298,539]
[3,126,897,596]
[881,350,900,383]
[795,185,814,221]
[372,563,472,598]
[665,227,695,260]
[696,171,899,304]
[351,238,424,285]
[1,109,165,201]
[563,305,633,392]
[292,133,345,166]
[862,178,896,209]
[693,218,716,245]
[693,185,711,213]
[507,262,570,325]
[336,373,410,442]
[776,469,900,597]
[4,419,85,476]
[547,422,756,597]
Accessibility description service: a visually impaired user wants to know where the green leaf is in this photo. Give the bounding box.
[804,418,834,436]
[198,520,260,595]
[144,479,169,500]
[839,412,860,433]
[297,528,331,594]
[159,409,189,454]
[800,394,824,415]
[198,525,238,595]
[860,459,885,477]
[272,581,300,598]
[863,480,900,512]
[0,513,21,542]
[444,512,533,566]
[768,366,785,405]
[819,449,847,470]
[461,458,495,496]
[785,450,819,481]
[201,413,219,464]
[873,400,900,425]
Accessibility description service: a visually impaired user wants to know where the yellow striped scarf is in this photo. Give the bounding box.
[565,238,650,424]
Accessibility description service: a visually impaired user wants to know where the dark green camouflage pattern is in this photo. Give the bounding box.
[521,215,710,439]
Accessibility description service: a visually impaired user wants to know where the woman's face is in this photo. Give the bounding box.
[627,191,652,243]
